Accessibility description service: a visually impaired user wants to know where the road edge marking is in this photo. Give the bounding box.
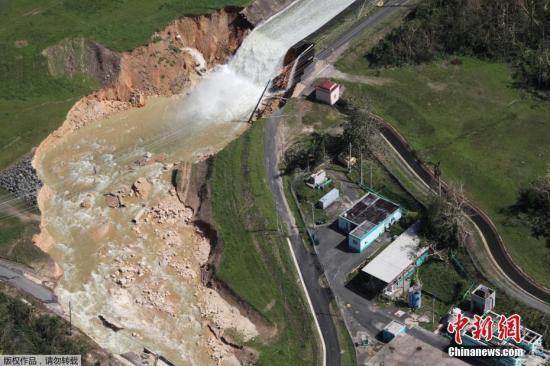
[286,237,327,366]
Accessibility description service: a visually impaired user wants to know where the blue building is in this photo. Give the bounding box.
[338,192,402,252]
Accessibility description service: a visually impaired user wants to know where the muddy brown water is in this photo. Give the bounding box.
[34,0,359,362]
[36,95,247,365]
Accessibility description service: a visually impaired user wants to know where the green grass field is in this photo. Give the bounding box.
[0,283,101,362]
[210,120,319,365]
[336,57,550,288]
[0,0,251,170]
[0,189,48,266]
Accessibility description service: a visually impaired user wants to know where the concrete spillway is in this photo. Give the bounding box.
[175,0,355,126]
[35,0,355,364]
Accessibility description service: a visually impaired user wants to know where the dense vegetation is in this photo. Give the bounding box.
[0,291,89,357]
[210,120,319,365]
[368,0,550,92]
[511,173,550,246]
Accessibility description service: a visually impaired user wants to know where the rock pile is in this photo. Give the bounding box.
[148,197,192,224]
[156,230,197,280]
[132,177,152,199]
[0,157,42,205]
[103,185,132,208]
[135,286,175,316]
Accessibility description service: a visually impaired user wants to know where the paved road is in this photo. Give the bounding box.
[316,0,409,60]
[264,107,341,366]
[261,2,422,364]
[0,259,56,303]
[378,122,550,308]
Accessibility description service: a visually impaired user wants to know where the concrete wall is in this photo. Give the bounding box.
[337,216,355,233]
[241,0,296,26]
[348,209,402,252]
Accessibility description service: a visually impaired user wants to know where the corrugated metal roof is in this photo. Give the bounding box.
[341,192,399,226]
[361,222,427,284]
[317,79,338,91]
[349,220,376,238]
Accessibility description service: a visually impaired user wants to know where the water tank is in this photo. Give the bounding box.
[408,286,422,309]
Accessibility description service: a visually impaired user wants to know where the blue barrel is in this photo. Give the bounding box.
[408,287,422,309]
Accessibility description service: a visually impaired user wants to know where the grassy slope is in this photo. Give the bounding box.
[210,120,318,365]
[0,284,90,358]
[337,57,550,288]
[0,189,45,265]
[0,0,251,170]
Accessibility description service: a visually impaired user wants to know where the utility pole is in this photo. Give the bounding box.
[357,0,368,20]
[310,202,315,228]
[276,206,280,233]
[360,152,363,186]
[370,163,373,189]
[348,142,352,172]
[432,297,435,324]
[69,301,72,336]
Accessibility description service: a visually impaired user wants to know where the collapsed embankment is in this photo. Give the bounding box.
[30,6,272,365]
[31,7,253,288]
[184,161,277,339]
[34,8,251,160]
[27,0,323,361]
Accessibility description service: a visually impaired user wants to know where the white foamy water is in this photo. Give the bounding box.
[175,0,355,125]
[37,1,355,365]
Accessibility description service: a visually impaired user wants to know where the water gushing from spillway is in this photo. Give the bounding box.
[174,0,355,126]
[36,1,355,364]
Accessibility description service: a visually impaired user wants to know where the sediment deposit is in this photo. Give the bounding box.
[32,8,256,366]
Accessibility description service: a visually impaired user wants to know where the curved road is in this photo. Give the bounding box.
[264,107,341,366]
[378,121,550,306]
[318,0,550,309]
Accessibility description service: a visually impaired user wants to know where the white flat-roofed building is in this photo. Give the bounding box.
[361,222,429,296]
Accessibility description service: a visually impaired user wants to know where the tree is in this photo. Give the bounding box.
[342,106,382,158]
[513,172,550,245]
[421,183,471,249]
[366,0,550,92]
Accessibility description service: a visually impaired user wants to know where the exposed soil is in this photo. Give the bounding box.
[35,8,252,161]
[43,38,121,87]
[29,2,293,363]
[185,160,277,343]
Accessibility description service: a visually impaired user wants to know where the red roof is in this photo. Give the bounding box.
[317,80,338,92]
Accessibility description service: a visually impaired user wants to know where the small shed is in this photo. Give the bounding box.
[318,188,339,209]
[315,80,340,105]
[306,170,328,189]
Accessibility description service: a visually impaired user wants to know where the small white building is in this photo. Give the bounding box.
[306,170,328,188]
[318,188,339,209]
[315,80,340,105]
[470,284,495,315]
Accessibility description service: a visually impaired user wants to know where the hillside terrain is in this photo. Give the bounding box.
[336,0,550,289]
[0,0,252,170]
